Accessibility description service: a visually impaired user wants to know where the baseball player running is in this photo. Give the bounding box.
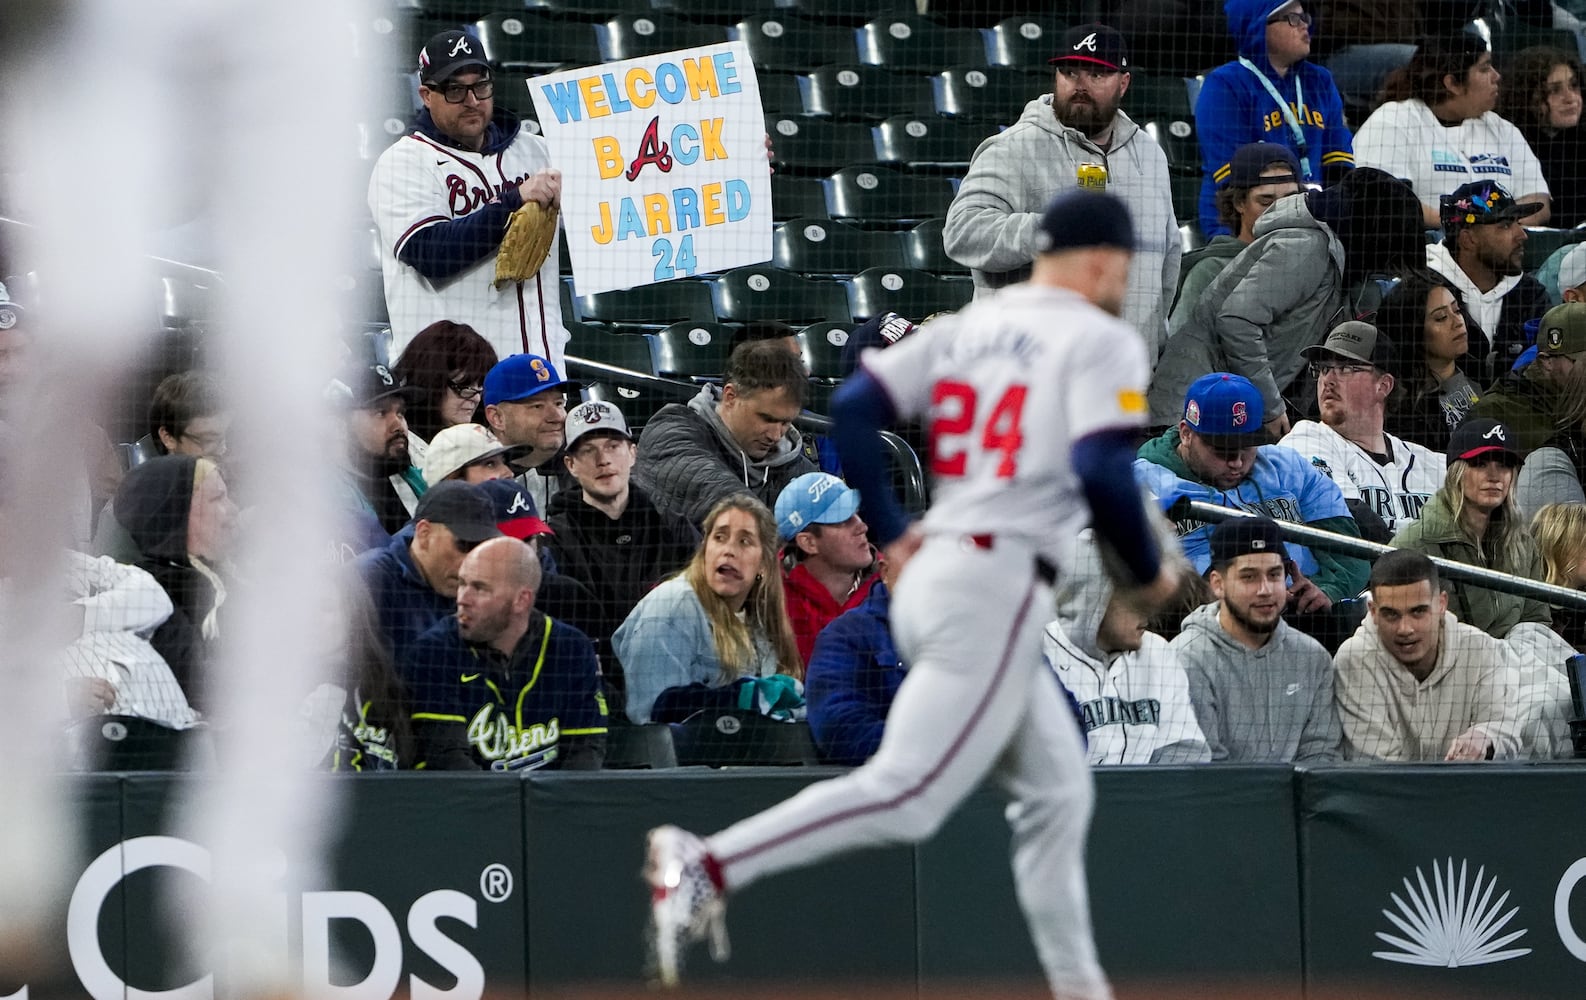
[644,190,1182,1000]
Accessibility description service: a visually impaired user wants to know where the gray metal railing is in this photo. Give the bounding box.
[1171,498,1586,612]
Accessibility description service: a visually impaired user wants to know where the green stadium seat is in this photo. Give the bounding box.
[766,115,879,175]
[775,0,912,24]
[596,14,727,62]
[474,13,600,71]
[985,14,1082,69]
[771,176,832,221]
[711,266,853,324]
[1171,173,1200,223]
[901,217,967,276]
[669,710,821,766]
[572,281,715,327]
[802,380,836,417]
[354,11,448,68]
[797,322,853,379]
[857,14,987,72]
[800,66,937,121]
[773,217,907,277]
[414,0,494,19]
[872,115,997,171]
[731,15,853,73]
[566,322,656,374]
[1523,228,1586,273]
[651,0,777,21]
[600,722,678,769]
[824,166,955,227]
[933,66,1049,122]
[1123,76,1198,174]
[580,380,670,433]
[758,72,807,115]
[491,74,542,121]
[524,0,650,18]
[844,266,972,321]
[647,322,735,378]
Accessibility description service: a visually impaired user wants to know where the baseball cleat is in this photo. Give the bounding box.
[644,825,729,988]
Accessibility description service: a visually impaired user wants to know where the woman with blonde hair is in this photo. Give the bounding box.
[1392,418,1552,639]
[1531,502,1586,650]
[616,495,802,724]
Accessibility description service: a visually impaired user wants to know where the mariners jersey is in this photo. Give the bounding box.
[1353,101,1548,206]
[862,284,1151,564]
[1279,421,1445,534]
[368,121,568,369]
[403,612,607,771]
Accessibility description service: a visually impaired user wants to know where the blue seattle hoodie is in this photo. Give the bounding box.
[1195,0,1354,237]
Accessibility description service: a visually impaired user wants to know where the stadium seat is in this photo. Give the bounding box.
[669,710,821,766]
[773,217,907,277]
[711,266,853,324]
[1123,76,1198,174]
[824,166,955,227]
[758,72,807,115]
[572,281,715,327]
[596,14,728,62]
[566,322,657,374]
[1523,228,1586,273]
[491,74,543,122]
[1490,25,1581,66]
[857,14,987,72]
[523,0,650,17]
[580,379,670,433]
[933,66,1049,121]
[771,176,832,221]
[797,322,853,379]
[731,15,853,73]
[1141,116,1200,175]
[985,14,1080,69]
[901,217,968,276]
[67,716,202,772]
[1170,174,1200,223]
[844,266,973,321]
[353,11,447,68]
[414,0,494,19]
[800,66,937,121]
[872,115,997,172]
[766,115,879,175]
[802,380,836,416]
[474,13,600,71]
[648,322,735,379]
[600,722,678,769]
[651,0,777,21]
[775,0,912,23]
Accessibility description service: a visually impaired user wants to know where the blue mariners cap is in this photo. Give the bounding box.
[1034,190,1136,255]
[483,353,576,407]
[775,472,861,542]
[1182,372,1264,443]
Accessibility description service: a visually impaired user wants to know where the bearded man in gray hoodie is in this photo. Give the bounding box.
[633,339,816,526]
[942,24,1181,359]
[1173,516,1343,762]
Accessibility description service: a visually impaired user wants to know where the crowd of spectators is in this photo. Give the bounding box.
[30,5,1586,772]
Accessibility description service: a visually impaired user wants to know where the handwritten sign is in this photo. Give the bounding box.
[530,42,771,296]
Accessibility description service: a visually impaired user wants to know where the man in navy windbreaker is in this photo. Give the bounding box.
[804,579,906,767]
[1195,0,1354,237]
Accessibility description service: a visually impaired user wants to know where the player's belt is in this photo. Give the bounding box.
[965,534,1058,588]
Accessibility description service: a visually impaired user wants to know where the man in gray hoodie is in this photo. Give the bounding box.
[633,340,816,526]
[1173,516,1343,762]
[942,24,1181,359]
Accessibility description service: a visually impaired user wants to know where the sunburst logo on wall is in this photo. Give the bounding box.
[1372,858,1532,967]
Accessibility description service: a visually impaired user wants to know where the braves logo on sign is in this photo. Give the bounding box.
[1074,32,1098,51]
[1231,401,1248,427]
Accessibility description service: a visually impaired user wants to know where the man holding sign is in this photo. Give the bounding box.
[370,30,570,369]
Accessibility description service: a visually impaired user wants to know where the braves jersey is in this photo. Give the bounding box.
[369,122,568,369]
[862,284,1151,564]
[1279,420,1445,534]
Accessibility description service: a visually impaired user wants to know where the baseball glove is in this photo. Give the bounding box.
[494,201,558,288]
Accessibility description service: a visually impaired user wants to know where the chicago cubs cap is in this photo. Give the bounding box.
[330,362,417,409]
[1182,373,1264,443]
[1557,243,1586,295]
[1302,320,1390,367]
[1439,180,1541,232]
[1209,516,1289,570]
[1049,24,1128,71]
[478,478,554,540]
[775,472,861,542]
[412,481,502,543]
[1034,190,1136,255]
[420,423,529,486]
[1446,417,1521,466]
[419,30,490,85]
[1537,303,1586,357]
[484,354,575,407]
[1225,142,1302,189]
[564,400,633,452]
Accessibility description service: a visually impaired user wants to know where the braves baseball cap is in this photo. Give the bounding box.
[478,478,554,540]
[1182,373,1265,444]
[1302,320,1391,368]
[775,472,861,542]
[412,480,503,543]
[1537,302,1586,357]
[329,362,417,410]
[840,311,919,377]
[484,354,575,407]
[1049,24,1129,72]
[420,423,530,486]
[1034,190,1136,255]
[1439,180,1542,232]
[1446,417,1521,465]
[1224,142,1303,189]
[1209,516,1289,570]
[419,30,490,85]
[564,400,633,452]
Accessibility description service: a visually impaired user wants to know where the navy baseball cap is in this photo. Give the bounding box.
[1049,24,1129,72]
[419,30,490,85]
[1034,190,1136,255]
[1224,142,1302,189]
[1447,417,1521,466]
[1209,516,1289,569]
[484,354,575,407]
[1182,373,1264,443]
[412,481,502,543]
[775,472,861,542]
[478,478,555,540]
[330,362,418,409]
